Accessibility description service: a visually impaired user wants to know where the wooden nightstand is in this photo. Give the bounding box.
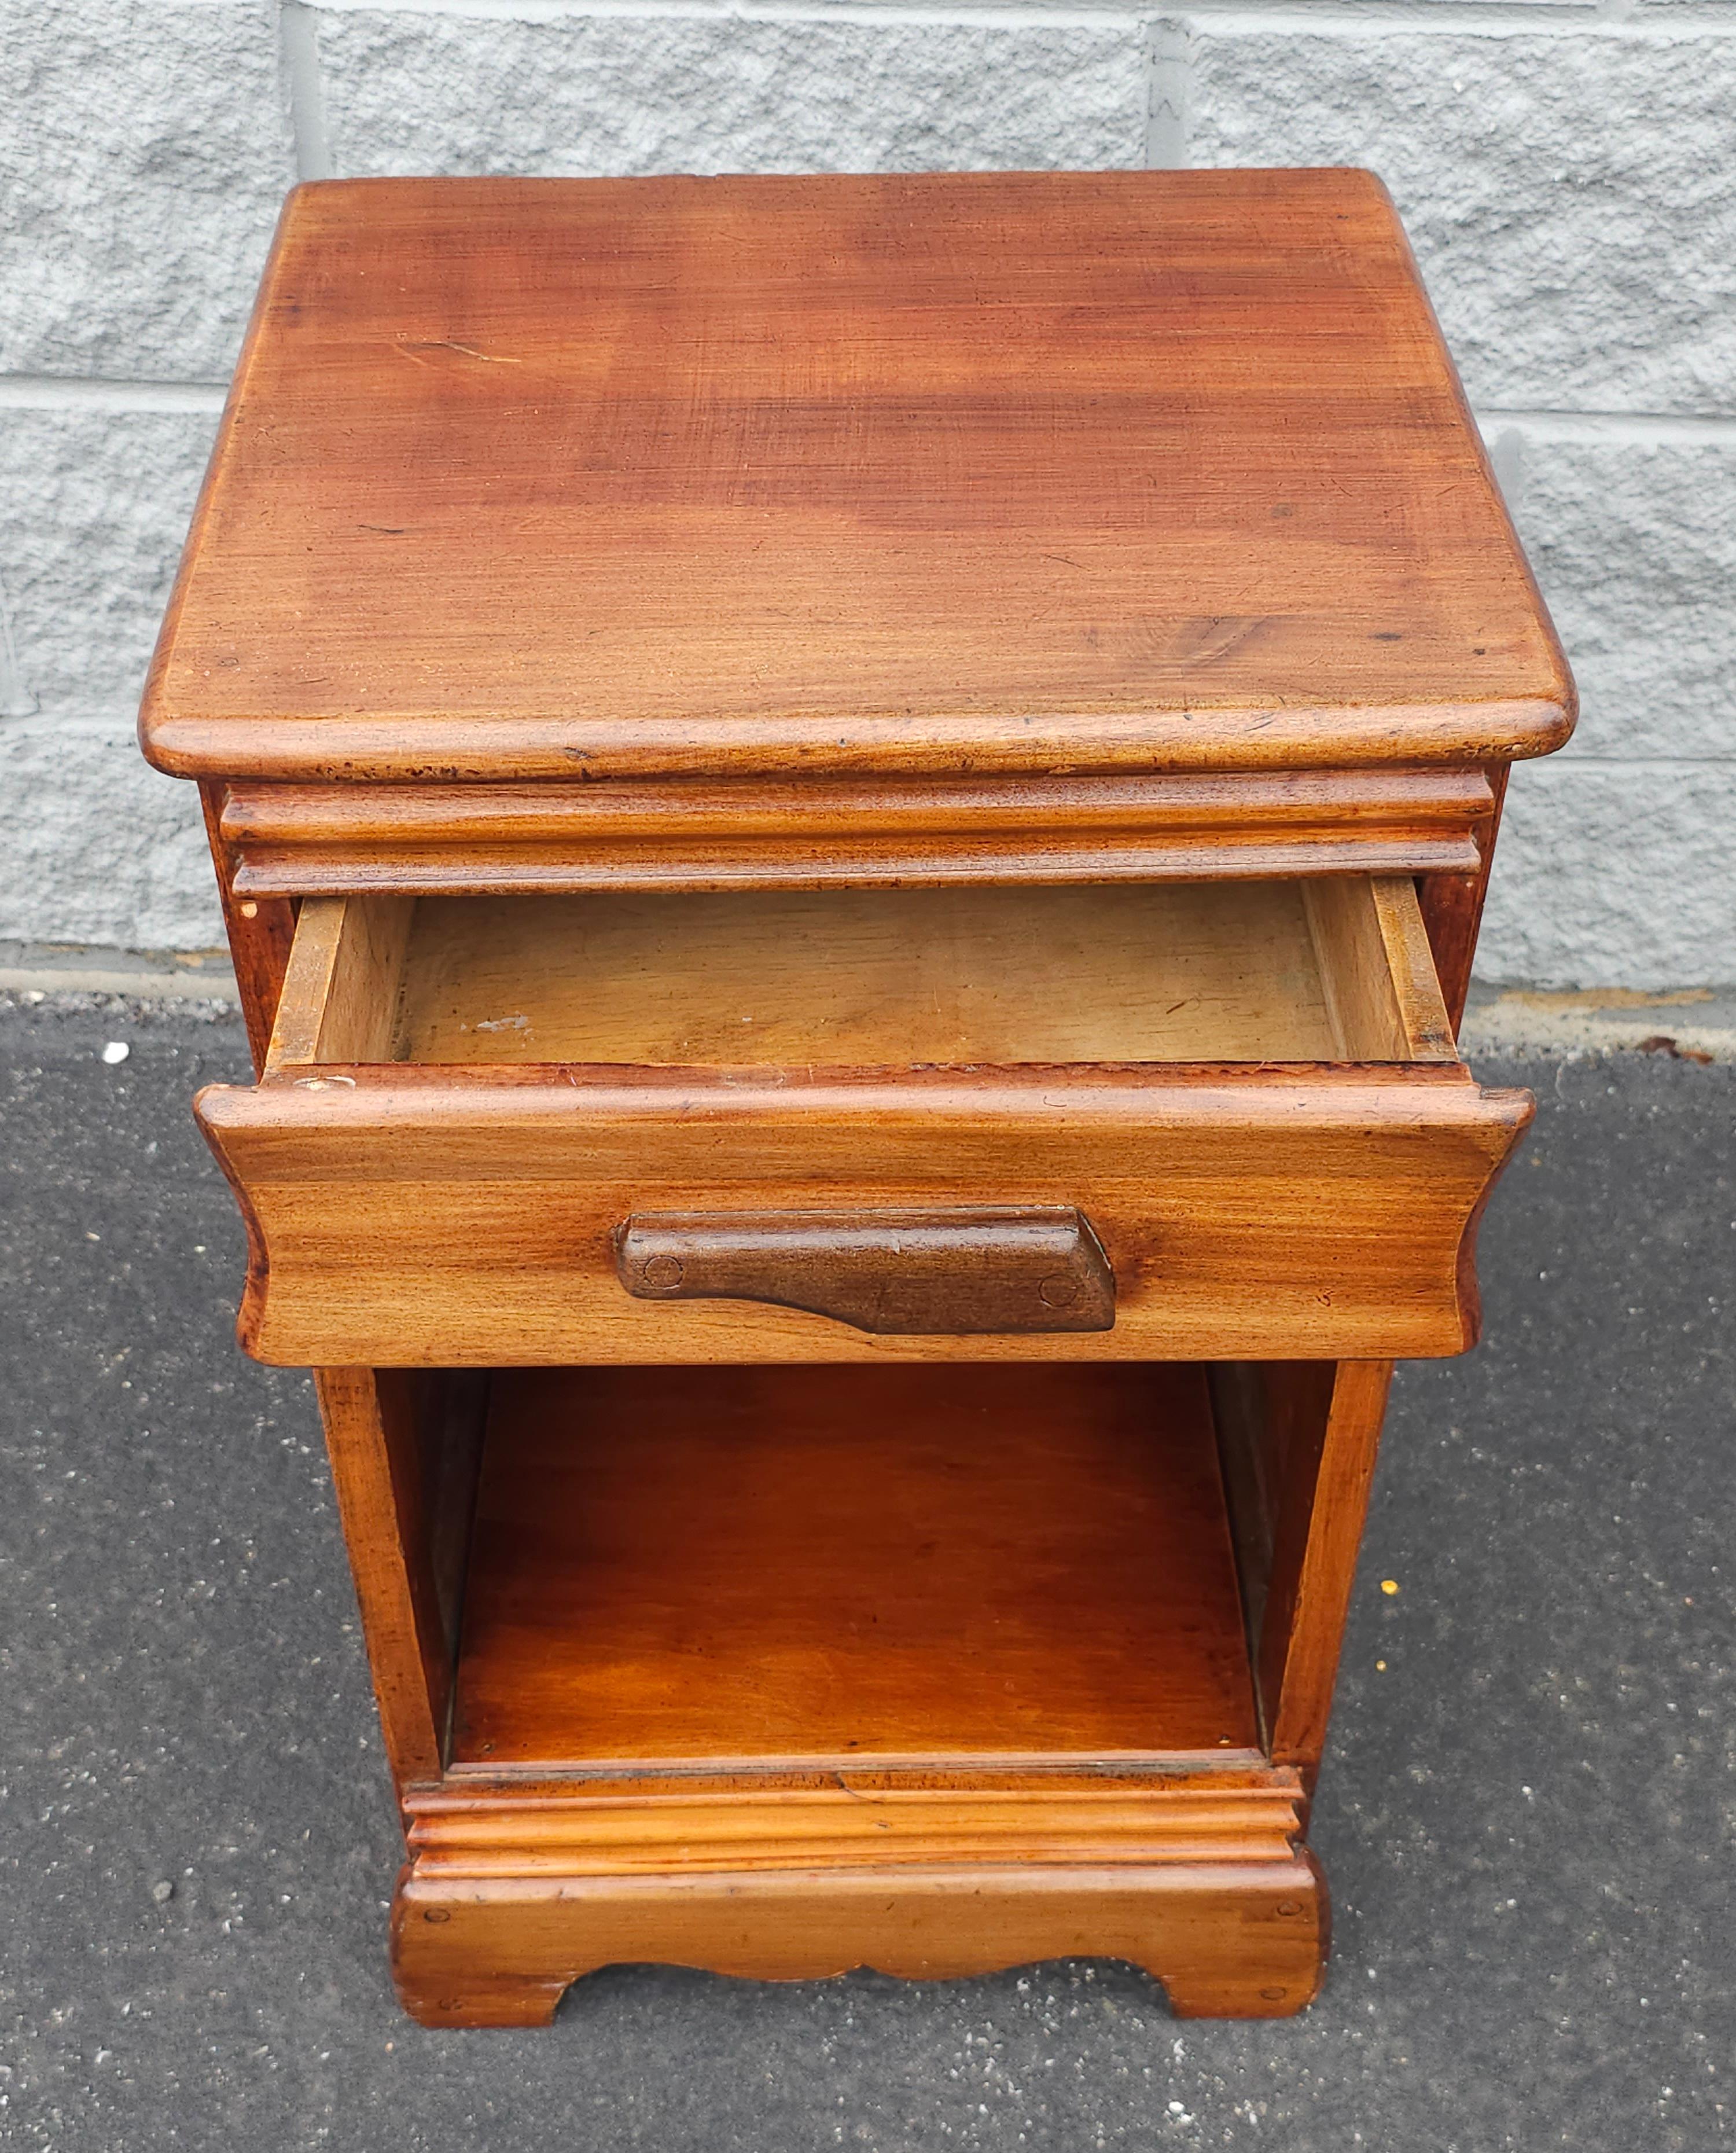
[140,168,1572,2026]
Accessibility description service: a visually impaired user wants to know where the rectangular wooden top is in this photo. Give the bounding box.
[141,170,1572,785]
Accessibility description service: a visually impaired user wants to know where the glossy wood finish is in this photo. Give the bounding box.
[406,1771,1305,1873]
[200,1063,1527,1365]
[1210,1360,1393,1768]
[450,1365,1257,1768]
[199,781,295,1073]
[311,1366,487,1785]
[388,1353,1326,2020]
[392,1773,1325,2025]
[140,171,1571,787]
[193,871,1529,1364]
[389,1774,1318,2023]
[615,1205,1117,1335]
[145,170,1573,2025]
[297,1360,1338,2022]
[215,767,1494,897]
[1262,1361,1395,1767]
[1419,764,1511,1032]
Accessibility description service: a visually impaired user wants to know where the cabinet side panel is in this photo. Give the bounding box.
[312,1368,481,1791]
[1208,1362,1338,1750]
[1260,1361,1395,1772]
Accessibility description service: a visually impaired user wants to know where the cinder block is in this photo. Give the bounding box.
[316,10,1149,178]
[0,715,218,948]
[1478,762,1736,988]
[1187,26,1736,415]
[1495,429,1736,762]
[0,409,218,713]
[0,0,295,382]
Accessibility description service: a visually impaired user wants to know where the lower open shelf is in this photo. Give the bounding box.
[341,1355,1367,2022]
[449,1361,1260,1772]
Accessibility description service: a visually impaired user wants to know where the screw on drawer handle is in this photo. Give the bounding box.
[614,1206,1115,1336]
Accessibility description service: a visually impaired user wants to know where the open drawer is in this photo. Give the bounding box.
[196,879,1530,1365]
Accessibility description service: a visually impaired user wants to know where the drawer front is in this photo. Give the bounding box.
[196,1067,1529,1366]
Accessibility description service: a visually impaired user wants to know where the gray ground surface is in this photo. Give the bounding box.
[1,999,1731,2151]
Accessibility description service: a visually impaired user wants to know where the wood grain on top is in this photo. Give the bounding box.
[141,169,1572,784]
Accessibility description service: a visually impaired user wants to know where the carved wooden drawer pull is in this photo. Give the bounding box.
[615,1206,1116,1335]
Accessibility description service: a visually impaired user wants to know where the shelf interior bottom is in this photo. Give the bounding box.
[450,1361,1259,1770]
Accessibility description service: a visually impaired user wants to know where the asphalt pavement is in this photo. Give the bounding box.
[1,996,1731,2151]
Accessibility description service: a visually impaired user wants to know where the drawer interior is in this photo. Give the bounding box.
[266,877,1459,1070]
[448,1361,1260,1769]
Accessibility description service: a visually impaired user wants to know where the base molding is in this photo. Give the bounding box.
[389,1771,1328,2027]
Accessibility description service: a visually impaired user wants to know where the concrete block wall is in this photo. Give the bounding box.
[2,0,1731,982]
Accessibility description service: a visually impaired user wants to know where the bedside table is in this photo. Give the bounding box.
[140,168,1572,2026]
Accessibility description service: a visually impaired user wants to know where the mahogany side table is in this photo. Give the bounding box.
[140,168,1572,2026]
